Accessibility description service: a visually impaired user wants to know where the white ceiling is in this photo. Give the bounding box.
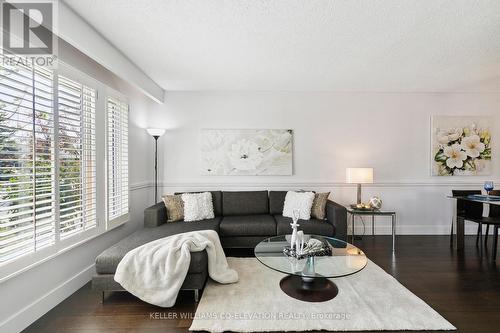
[64,0,500,92]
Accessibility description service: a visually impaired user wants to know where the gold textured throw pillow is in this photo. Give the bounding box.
[162,194,184,222]
[311,192,330,220]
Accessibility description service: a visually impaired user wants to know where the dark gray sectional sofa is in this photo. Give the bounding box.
[92,190,347,302]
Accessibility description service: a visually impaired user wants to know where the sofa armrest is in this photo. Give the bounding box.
[326,200,347,241]
[144,202,167,228]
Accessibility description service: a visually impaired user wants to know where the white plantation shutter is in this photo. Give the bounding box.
[0,54,56,263]
[107,97,129,224]
[57,75,97,238]
[1,55,130,275]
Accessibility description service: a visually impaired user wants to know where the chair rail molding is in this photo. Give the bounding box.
[129,181,500,190]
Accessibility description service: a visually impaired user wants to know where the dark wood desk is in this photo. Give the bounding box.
[448,195,500,252]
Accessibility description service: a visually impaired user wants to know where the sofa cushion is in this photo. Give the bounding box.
[283,191,315,220]
[182,192,215,221]
[175,191,223,216]
[275,215,334,237]
[219,214,276,236]
[269,191,287,215]
[95,217,221,274]
[222,191,269,216]
[311,192,330,220]
[162,194,184,222]
[221,236,271,249]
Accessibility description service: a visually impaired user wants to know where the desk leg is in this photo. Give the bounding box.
[372,215,375,236]
[451,201,464,251]
[351,214,355,244]
[493,226,498,262]
[453,216,464,251]
[478,222,483,259]
[450,216,454,248]
[392,214,396,252]
[485,224,490,246]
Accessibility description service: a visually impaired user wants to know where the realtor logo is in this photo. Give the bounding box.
[1,1,54,55]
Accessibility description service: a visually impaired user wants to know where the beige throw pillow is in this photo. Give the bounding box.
[311,192,330,220]
[162,194,184,222]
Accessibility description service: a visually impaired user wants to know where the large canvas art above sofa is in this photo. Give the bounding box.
[201,129,293,175]
[431,116,492,176]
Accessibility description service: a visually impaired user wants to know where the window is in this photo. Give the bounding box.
[106,97,129,226]
[57,75,97,238]
[0,55,56,263]
[0,55,129,274]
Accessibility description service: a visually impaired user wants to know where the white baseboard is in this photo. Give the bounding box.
[0,264,95,333]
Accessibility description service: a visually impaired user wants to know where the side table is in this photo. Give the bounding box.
[346,207,396,252]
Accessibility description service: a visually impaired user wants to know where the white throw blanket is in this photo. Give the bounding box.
[114,230,238,307]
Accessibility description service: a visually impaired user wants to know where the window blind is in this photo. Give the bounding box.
[106,97,129,223]
[0,54,55,263]
[57,75,97,239]
[1,53,130,272]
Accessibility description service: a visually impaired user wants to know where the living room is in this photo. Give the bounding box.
[0,1,499,332]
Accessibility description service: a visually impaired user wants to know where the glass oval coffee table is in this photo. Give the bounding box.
[254,234,367,302]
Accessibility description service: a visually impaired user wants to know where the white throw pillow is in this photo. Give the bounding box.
[282,191,315,220]
[181,192,215,222]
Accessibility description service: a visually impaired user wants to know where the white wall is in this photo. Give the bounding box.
[144,91,500,235]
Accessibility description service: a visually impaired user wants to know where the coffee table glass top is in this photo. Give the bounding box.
[254,235,367,278]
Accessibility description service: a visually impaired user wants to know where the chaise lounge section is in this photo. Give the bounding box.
[92,190,347,302]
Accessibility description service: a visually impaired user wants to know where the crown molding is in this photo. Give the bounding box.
[59,1,164,103]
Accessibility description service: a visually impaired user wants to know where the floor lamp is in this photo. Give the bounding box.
[146,128,166,203]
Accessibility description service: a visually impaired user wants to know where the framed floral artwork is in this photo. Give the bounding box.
[200,129,293,175]
[431,116,492,176]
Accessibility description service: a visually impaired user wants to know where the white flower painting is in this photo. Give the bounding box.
[201,129,293,175]
[431,116,492,176]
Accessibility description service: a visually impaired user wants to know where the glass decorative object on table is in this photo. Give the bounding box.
[484,181,494,196]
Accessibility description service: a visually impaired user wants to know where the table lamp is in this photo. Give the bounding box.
[346,168,374,205]
[146,128,166,203]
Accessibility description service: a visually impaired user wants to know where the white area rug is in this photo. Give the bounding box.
[189,257,455,332]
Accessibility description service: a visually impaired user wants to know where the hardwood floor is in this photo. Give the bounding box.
[24,235,500,333]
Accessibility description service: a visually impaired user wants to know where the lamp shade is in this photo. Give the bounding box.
[146,128,165,137]
[346,168,373,184]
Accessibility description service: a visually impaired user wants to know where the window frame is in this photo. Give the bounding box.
[0,61,130,282]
